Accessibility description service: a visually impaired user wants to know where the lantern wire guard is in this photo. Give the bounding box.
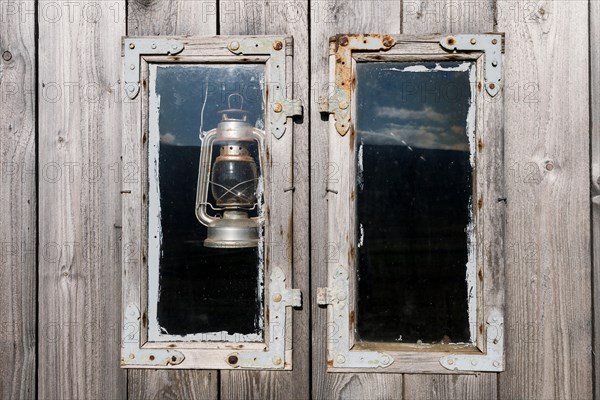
[195,94,265,248]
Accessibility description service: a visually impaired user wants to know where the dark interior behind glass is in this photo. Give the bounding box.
[355,62,474,344]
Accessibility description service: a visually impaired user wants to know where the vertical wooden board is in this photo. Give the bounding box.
[0,1,36,398]
[404,374,496,400]
[128,369,218,399]
[218,2,310,399]
[37,1,127,398]
[401,0,498,397]
[497,1,592,399]
[310,1,402,398]
[402,0,495,32]
[125,2,218,398]
[593,0,600,398]
[326,374,403,400]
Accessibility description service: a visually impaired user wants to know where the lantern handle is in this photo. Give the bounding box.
[228,93,244,110]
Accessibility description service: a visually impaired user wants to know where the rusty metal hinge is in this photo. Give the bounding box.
[228,37,303,139]
[439,34,504,97]
[319,34,396,136]
[122,37,185,99]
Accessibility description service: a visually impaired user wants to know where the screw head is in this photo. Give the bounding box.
[272,292,283,302]
[172,44,178,50]
[129,43,135,49]
[488,83,496,90]
[382,36,394,48]
[272,356,282,365]
[151,43,157,49]
[545,161,554,171]
[448,358,455,365]
[337,291,347,301]
[339,37,349,47]
[338,100,349,110]
[470,38,477,45]
[273,40,283,50]
[493,360,500,367]
[446,37,456,46]
[336,354,346,364]
[492,60,498,67]
[129,64,135,70]
[492,38,498,45]
[273,102,283,113]
[129,353,135,359]
[229,41,240,51]
[2,51,12,61]
[227,355,239,365]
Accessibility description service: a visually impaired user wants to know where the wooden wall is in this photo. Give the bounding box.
[0,0,595,399]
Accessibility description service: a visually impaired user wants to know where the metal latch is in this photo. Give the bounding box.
[122,37,185,99]
[439,34,504,97]
[319,267,394,369]
[228,37,303,139]
[317,287,345,305]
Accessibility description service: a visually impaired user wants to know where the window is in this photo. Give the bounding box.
[318,34,505,373]
[121,36,302,369]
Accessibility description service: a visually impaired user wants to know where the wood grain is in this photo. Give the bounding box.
[126,1,218,398]
[497,0,592,398]
[0,1,36,398]
[37,1,127,398]
[310,0,403,398]
[401,0,499,397]
[593,0,600,398]
[218,1,310,399]
[404,374,496,400]
[128,369,218,399]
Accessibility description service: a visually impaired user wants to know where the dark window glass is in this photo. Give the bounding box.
[355,62,474,344]
[151,64,264,341]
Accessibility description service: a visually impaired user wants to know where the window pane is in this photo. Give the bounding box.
[149,64,265,342]
[355,61,475,344]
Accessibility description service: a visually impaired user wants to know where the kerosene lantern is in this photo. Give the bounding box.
[195,94,264,248]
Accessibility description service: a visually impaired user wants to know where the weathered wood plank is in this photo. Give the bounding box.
[592,0,600,398]
[0,1,36,398]
[404,374,496,400]
[326,374,403,400]
[37,1,127,398]
[402,0,499,397]
[497,1,592,399]
[126,1,218,397]
[128,369,218,399]
[218,1,310,398]
[310,1,402,398]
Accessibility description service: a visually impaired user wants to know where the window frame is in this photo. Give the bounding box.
[120,35,302,370]
[319,34,505,373]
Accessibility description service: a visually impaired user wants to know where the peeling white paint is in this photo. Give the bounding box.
[147,64,265,343]
[357,138,364,190]
[147,64,163,341]
[465,63,478,343]
[358,223,364,248]
[384,62,472,73]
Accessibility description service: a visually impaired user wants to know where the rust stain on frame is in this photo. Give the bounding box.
[327,34,396,136]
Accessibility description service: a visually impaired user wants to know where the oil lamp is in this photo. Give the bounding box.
[195,94,264,248]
